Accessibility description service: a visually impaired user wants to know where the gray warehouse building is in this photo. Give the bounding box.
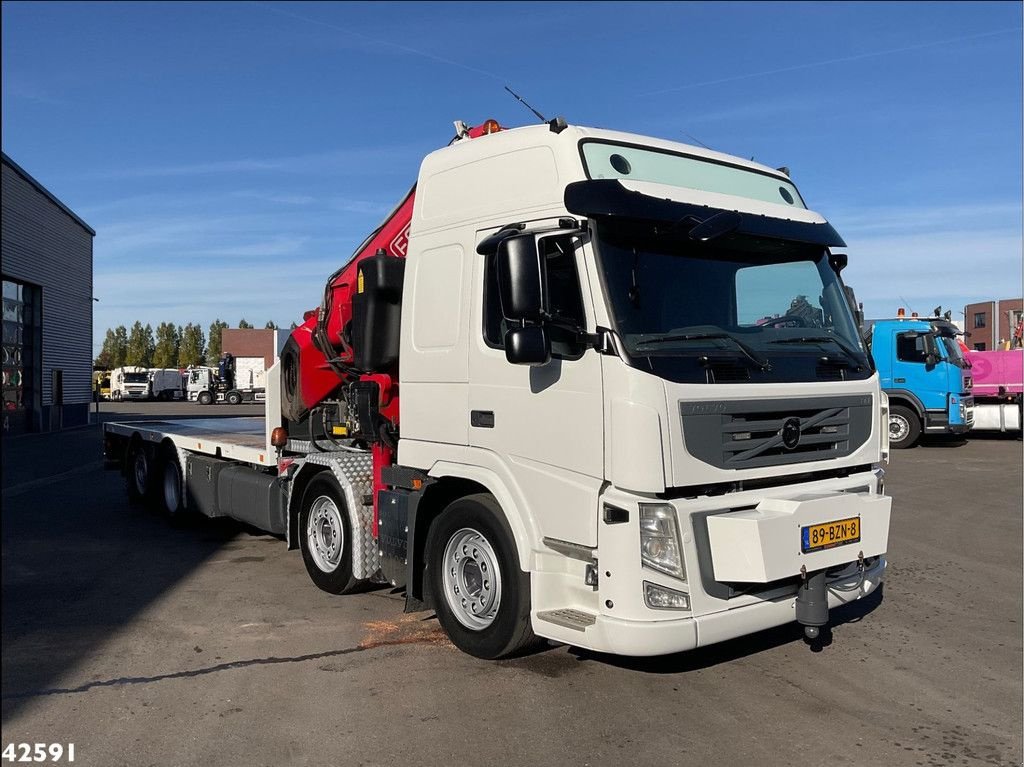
[2,152,95,435]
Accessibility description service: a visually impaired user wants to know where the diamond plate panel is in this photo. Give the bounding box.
[297,450,379,580]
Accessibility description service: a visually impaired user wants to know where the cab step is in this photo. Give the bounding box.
[536,608,597,632]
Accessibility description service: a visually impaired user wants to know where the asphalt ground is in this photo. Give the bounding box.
[2,403,1021,767]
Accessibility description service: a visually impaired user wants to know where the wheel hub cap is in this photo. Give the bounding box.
[307,496,344,573]
[442,528,502,630]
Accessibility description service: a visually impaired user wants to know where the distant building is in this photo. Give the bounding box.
[2,153,95,435]
[963,298,1023,351]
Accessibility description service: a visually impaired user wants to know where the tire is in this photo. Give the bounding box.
[113,390,122,402]
[197,391,213,405]
[226,391,243,405]
[125,440,154,504]
[889,405,921,449]
[157,445,186,519]
[426,493,536,659]
[298,474,362,594]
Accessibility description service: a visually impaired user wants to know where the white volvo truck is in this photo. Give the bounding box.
[104,120,892,659]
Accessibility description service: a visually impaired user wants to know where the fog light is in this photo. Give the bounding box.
[644,581,690,611]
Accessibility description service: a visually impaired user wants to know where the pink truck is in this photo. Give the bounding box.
[967,349,1023,432]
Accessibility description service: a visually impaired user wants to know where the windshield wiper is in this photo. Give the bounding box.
[635,331,771,371]
[767,335,867,369]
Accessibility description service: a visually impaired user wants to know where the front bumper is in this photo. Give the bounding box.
[584,556,886,657]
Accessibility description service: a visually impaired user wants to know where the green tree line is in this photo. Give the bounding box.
[94,319,287,369]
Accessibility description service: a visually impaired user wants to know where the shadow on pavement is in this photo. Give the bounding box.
[1,419,255,721]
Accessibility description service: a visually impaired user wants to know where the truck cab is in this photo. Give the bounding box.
[865,316,973,447]
[110,366,151,401]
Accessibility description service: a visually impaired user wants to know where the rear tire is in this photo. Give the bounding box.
[226,391,243,405]
[426,493,536,659]
[889,405,921,449]
[125,440,154,505]
[157,445,186,520]
[298,474,362,594]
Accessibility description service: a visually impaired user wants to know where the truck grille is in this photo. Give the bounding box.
[680,396,874,469]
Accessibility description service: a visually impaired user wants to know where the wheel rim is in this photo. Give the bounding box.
[306,495,344,573]
[889,413,910,443]
[163,460,181,513]
[133,449,148,494]
[442,527,502,630]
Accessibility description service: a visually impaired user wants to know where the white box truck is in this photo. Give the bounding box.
[104,119,891,659]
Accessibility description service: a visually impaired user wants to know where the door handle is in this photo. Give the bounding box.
[470,410,495,428]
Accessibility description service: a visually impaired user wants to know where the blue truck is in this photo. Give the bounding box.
[863,314,974,448]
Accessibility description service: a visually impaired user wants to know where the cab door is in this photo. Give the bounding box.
[894,331,944,410]
[468,231,604,547]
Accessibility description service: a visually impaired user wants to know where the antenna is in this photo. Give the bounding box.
[504,85,547,123]
[682,132,712,150]
[898,295,916,314]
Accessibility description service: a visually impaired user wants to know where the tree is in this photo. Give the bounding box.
[264,320,277,329]
[113,326,129,367]
[178,323,206,367]
[98,326,128,368]
[206,318,229,365]
[152,322,180,368]
[96,327,120,369]
[238,318,253,329]
[125,321,155,367]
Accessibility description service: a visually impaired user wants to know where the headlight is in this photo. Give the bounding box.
[879,390,890,463]
[639,503,686,581]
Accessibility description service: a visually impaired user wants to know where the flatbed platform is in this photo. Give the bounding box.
[105,417,272,467]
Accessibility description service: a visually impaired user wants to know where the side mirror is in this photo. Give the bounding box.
[504,326,550,366]
[497,235,545,322]
[829,253,848,274]
[925,353,938,367]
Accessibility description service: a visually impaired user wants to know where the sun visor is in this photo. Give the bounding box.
[564,179,846,248]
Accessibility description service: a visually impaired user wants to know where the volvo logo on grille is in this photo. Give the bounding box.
[781,418,802,450]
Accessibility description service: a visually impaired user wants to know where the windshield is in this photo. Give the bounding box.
[580,140,805,209]
[593,219,870,384]
[123,373,149,384]
[940,336,969,368]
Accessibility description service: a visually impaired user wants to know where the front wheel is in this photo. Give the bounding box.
[298,474,362,594]
[889,405,921,449]
[426,494,536,659]
[197,391,213,405]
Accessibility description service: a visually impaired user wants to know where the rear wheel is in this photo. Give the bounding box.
[125,440,154,504]
[889,405,921,449]
[157,445,185,519]
[298,475,362,594]
[226,391,243,405]
[427,494,536,659]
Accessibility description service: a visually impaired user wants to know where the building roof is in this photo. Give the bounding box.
[1,151,96,236]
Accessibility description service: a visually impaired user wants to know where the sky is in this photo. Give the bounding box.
[2,1,1022,357]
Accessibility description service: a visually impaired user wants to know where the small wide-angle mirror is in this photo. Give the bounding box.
[505,326,551,366]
